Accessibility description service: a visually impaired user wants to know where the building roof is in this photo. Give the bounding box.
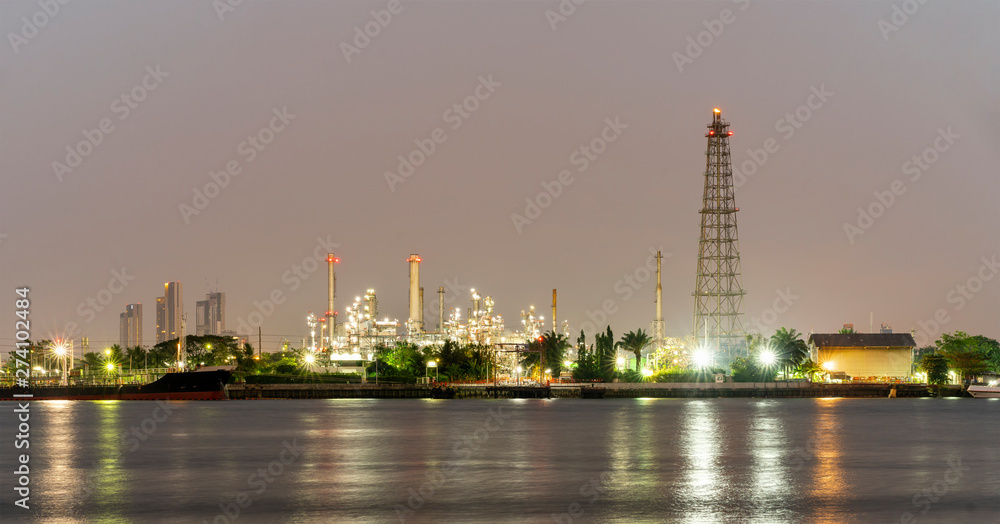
[808,333,916,348]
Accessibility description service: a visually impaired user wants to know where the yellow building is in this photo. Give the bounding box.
[808,333,915,380]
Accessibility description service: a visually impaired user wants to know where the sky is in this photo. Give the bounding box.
[1,0,997,355]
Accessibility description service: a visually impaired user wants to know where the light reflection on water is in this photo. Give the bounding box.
[1,398,998,524]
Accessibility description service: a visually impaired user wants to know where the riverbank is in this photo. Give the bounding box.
[225,382,968,399]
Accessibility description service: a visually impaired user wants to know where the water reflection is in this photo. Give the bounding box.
[679,400,721,523]
[750,400,791,518]
[808,399,848,521]
[92,401,130,523]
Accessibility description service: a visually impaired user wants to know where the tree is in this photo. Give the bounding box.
[838,326,855,334]
[936,332,994,382]
[770,327,809,378]
[918,352,949,393]
[795,359,824,382]
[619,329,653,372]
[523,331,569,379]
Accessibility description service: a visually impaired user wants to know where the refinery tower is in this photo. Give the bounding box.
[692,108,747,363]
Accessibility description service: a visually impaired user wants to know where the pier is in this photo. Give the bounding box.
[225,382,963,400]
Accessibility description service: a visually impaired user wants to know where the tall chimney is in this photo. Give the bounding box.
[407,254,422,331]
[419,287,424,331]
[656,251,663,323]
[552,289,557,334]
[327,254,337,347]
[438,286,445,332]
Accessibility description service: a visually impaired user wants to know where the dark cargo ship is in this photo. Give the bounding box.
[1,369,232,401]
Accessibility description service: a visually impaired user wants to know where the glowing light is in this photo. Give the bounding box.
[427,361,437,368]
[304,354,315,364]
[759,350,776,366]
[692,350,712,368]
[564,360,572,367]
[616,357,625,368]
[713,108,721,113]
[106,363,115,371]
[53,344,66,357]
[822,361,835,370]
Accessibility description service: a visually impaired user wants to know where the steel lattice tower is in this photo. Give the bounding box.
[692,108,747,363]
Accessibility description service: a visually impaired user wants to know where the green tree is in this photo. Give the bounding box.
[936,332,993,381]
[619,329,653,372]
[770,327,809,378]
[523,331,569,379]
[838,326,855,334]
[795,359,824,382]
[918,352,949,395]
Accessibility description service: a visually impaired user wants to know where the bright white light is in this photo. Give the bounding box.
[616,357,625,367]
[304,354,315,364]
[822,361,835,371]
[516,366,522,373]
[564,360,572,367]
[53,344,67,356]
[759,350,776,366]
[428,361,437,368]
[106,363,115,371]
[692,351,712,368]
[545,369,551,374]
[642,368,654,377]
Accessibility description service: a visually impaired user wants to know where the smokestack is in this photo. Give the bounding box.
[419,287,424,330]
[407,254,422,331]
[327,254,337,347]
[552,289,557,334]
[655,251,663,323]
[438,286,445,332]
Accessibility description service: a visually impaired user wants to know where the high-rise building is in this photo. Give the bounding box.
[120,303,142,349]
[165,282,183,340]
[156,282,183,343]
[155,296,166,344]
[196,291,225,336]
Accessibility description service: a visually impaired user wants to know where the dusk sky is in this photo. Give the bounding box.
[1,0,997,354]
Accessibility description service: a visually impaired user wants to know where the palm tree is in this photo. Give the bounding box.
[770,327,808,378]
[619,329,653,372]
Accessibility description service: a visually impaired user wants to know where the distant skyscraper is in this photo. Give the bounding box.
[196,291,225,336]
[165,282,183,341]
[155,296,166,344]
[120,303,142,349]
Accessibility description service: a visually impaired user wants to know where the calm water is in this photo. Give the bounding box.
[1,398,998,523]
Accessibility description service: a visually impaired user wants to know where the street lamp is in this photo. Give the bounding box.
[427,360,438,382]
[52,342,68,386]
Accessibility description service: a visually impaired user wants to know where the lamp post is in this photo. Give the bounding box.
[53,342,68,386]
[427,360,438,382]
